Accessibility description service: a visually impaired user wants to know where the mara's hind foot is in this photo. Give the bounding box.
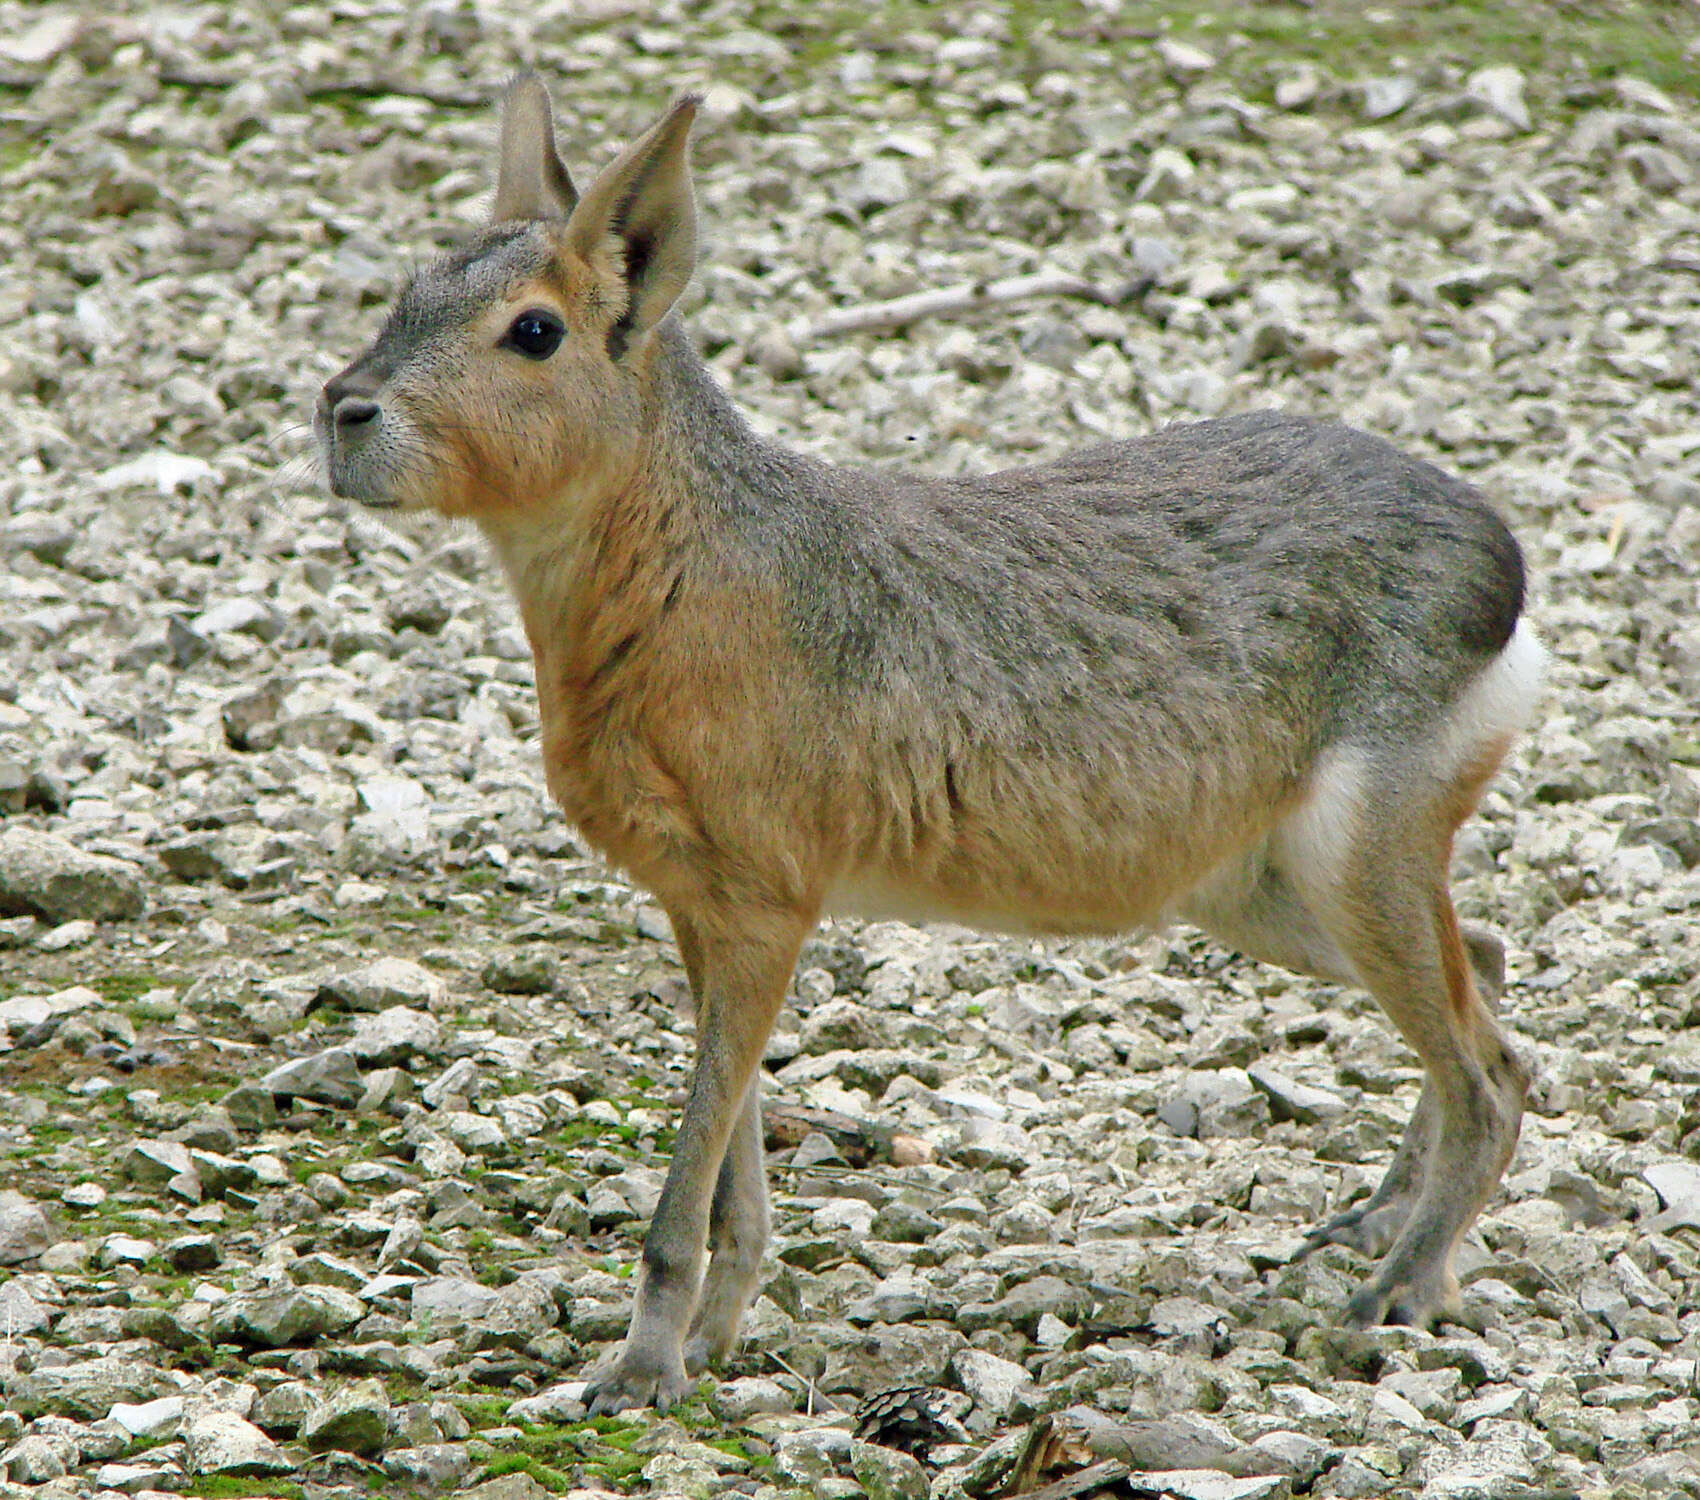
[681,1277,751,1375]
[681,1085,768,1378]
[1293,927,1508,1274]
[1342,1243,1465,1331]
[1299,1194,1418,1264]
[1295,1080,1437,1264]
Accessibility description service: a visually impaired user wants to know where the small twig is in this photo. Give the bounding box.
[177,1033,261,1052]
[764,1346,851,1417]
[1604,508,1627,560]
[1006,1458,1132,1500]
[155,68,488,109]
[767,1159,947,1196]
[155,68,241,89]
[793,271,1147,343]
[302,77,488,109]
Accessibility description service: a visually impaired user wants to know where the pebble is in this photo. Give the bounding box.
[260,1047,362,1107]
[2,1432,78,1483]
[1275,66,1322,110]
[346,1005,442,1064]
[1645,1159,1700,1228]
[0,1191,54,1264]
[709,1376,794,1422]
[107,1398,187,1439]
[317,956,448,1012]
[122,1138,194,1184]
[208,1285,366,1346]
[0,828,145,924]
[300,1378,391,1455]
[950,1348,1036,1421]
[1468,65,1532,130]
[181,1409,294,1476]
[1360,75,1416,119]
[0,1279,54,1335]
[384,1442,476,1491]
[459,1474,557,1500]
[1248,1064,1349,1123]
[6,1357,176,1420]
[850,1438,929,1500]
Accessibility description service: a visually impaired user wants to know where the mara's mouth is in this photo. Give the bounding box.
[322,459,405,511]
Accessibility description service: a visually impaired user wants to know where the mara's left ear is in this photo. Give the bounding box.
[562,94,701,357]
[492,73,578,222]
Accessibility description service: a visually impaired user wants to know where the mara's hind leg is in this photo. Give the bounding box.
[1335,880,1525,1327]
[1185,857,1505,1262]
[1291,752,1527,1329]
[1298,923,1504,1261]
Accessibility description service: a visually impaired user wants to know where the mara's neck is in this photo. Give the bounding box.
[643,317,822,518]
[473,318,812,659]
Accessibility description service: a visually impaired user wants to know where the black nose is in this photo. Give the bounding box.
[322,367,382,431]
[333,396,380,429]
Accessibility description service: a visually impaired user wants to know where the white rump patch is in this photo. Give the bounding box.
[1271,746,1367,902]
[1431,618,1548,785]
[1270,620,1546,903]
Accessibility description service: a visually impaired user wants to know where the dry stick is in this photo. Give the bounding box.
[1007,1458,1133,1500]
[151,69,488,108]
[763,1346,851,1417]
[794,271,1147,343]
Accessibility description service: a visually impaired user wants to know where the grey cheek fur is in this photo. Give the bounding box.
[316,226,560,501]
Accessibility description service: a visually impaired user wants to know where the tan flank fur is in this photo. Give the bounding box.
[316,75,1548,1413]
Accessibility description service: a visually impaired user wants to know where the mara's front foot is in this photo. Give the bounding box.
[583,1341,697,1415]
[682,1313,743,1377]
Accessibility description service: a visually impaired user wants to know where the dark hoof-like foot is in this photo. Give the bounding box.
[1343,1274,1461,1331]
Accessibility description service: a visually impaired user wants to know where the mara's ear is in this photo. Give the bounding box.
[492,73,578,223]
[563,93,700,356]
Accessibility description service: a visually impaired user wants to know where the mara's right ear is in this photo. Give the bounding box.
[563,93,700,358]
[492,73,578,223]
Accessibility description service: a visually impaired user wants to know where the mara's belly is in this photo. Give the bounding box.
[823,865,1181,939]
[822,765,1307,937]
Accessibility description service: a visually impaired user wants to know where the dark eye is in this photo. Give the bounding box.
[502,309,564,360]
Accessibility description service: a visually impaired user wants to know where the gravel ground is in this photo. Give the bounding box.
[3,3,1700,1498]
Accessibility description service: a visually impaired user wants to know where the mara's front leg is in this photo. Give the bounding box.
[662,915,772,1376]
[684,1082,768,1374]
[583,902,808,1415]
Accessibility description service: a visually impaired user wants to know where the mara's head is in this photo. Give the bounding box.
[316,76,700,521]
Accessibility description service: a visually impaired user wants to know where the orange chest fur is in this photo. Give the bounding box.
[530,639,707,874]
